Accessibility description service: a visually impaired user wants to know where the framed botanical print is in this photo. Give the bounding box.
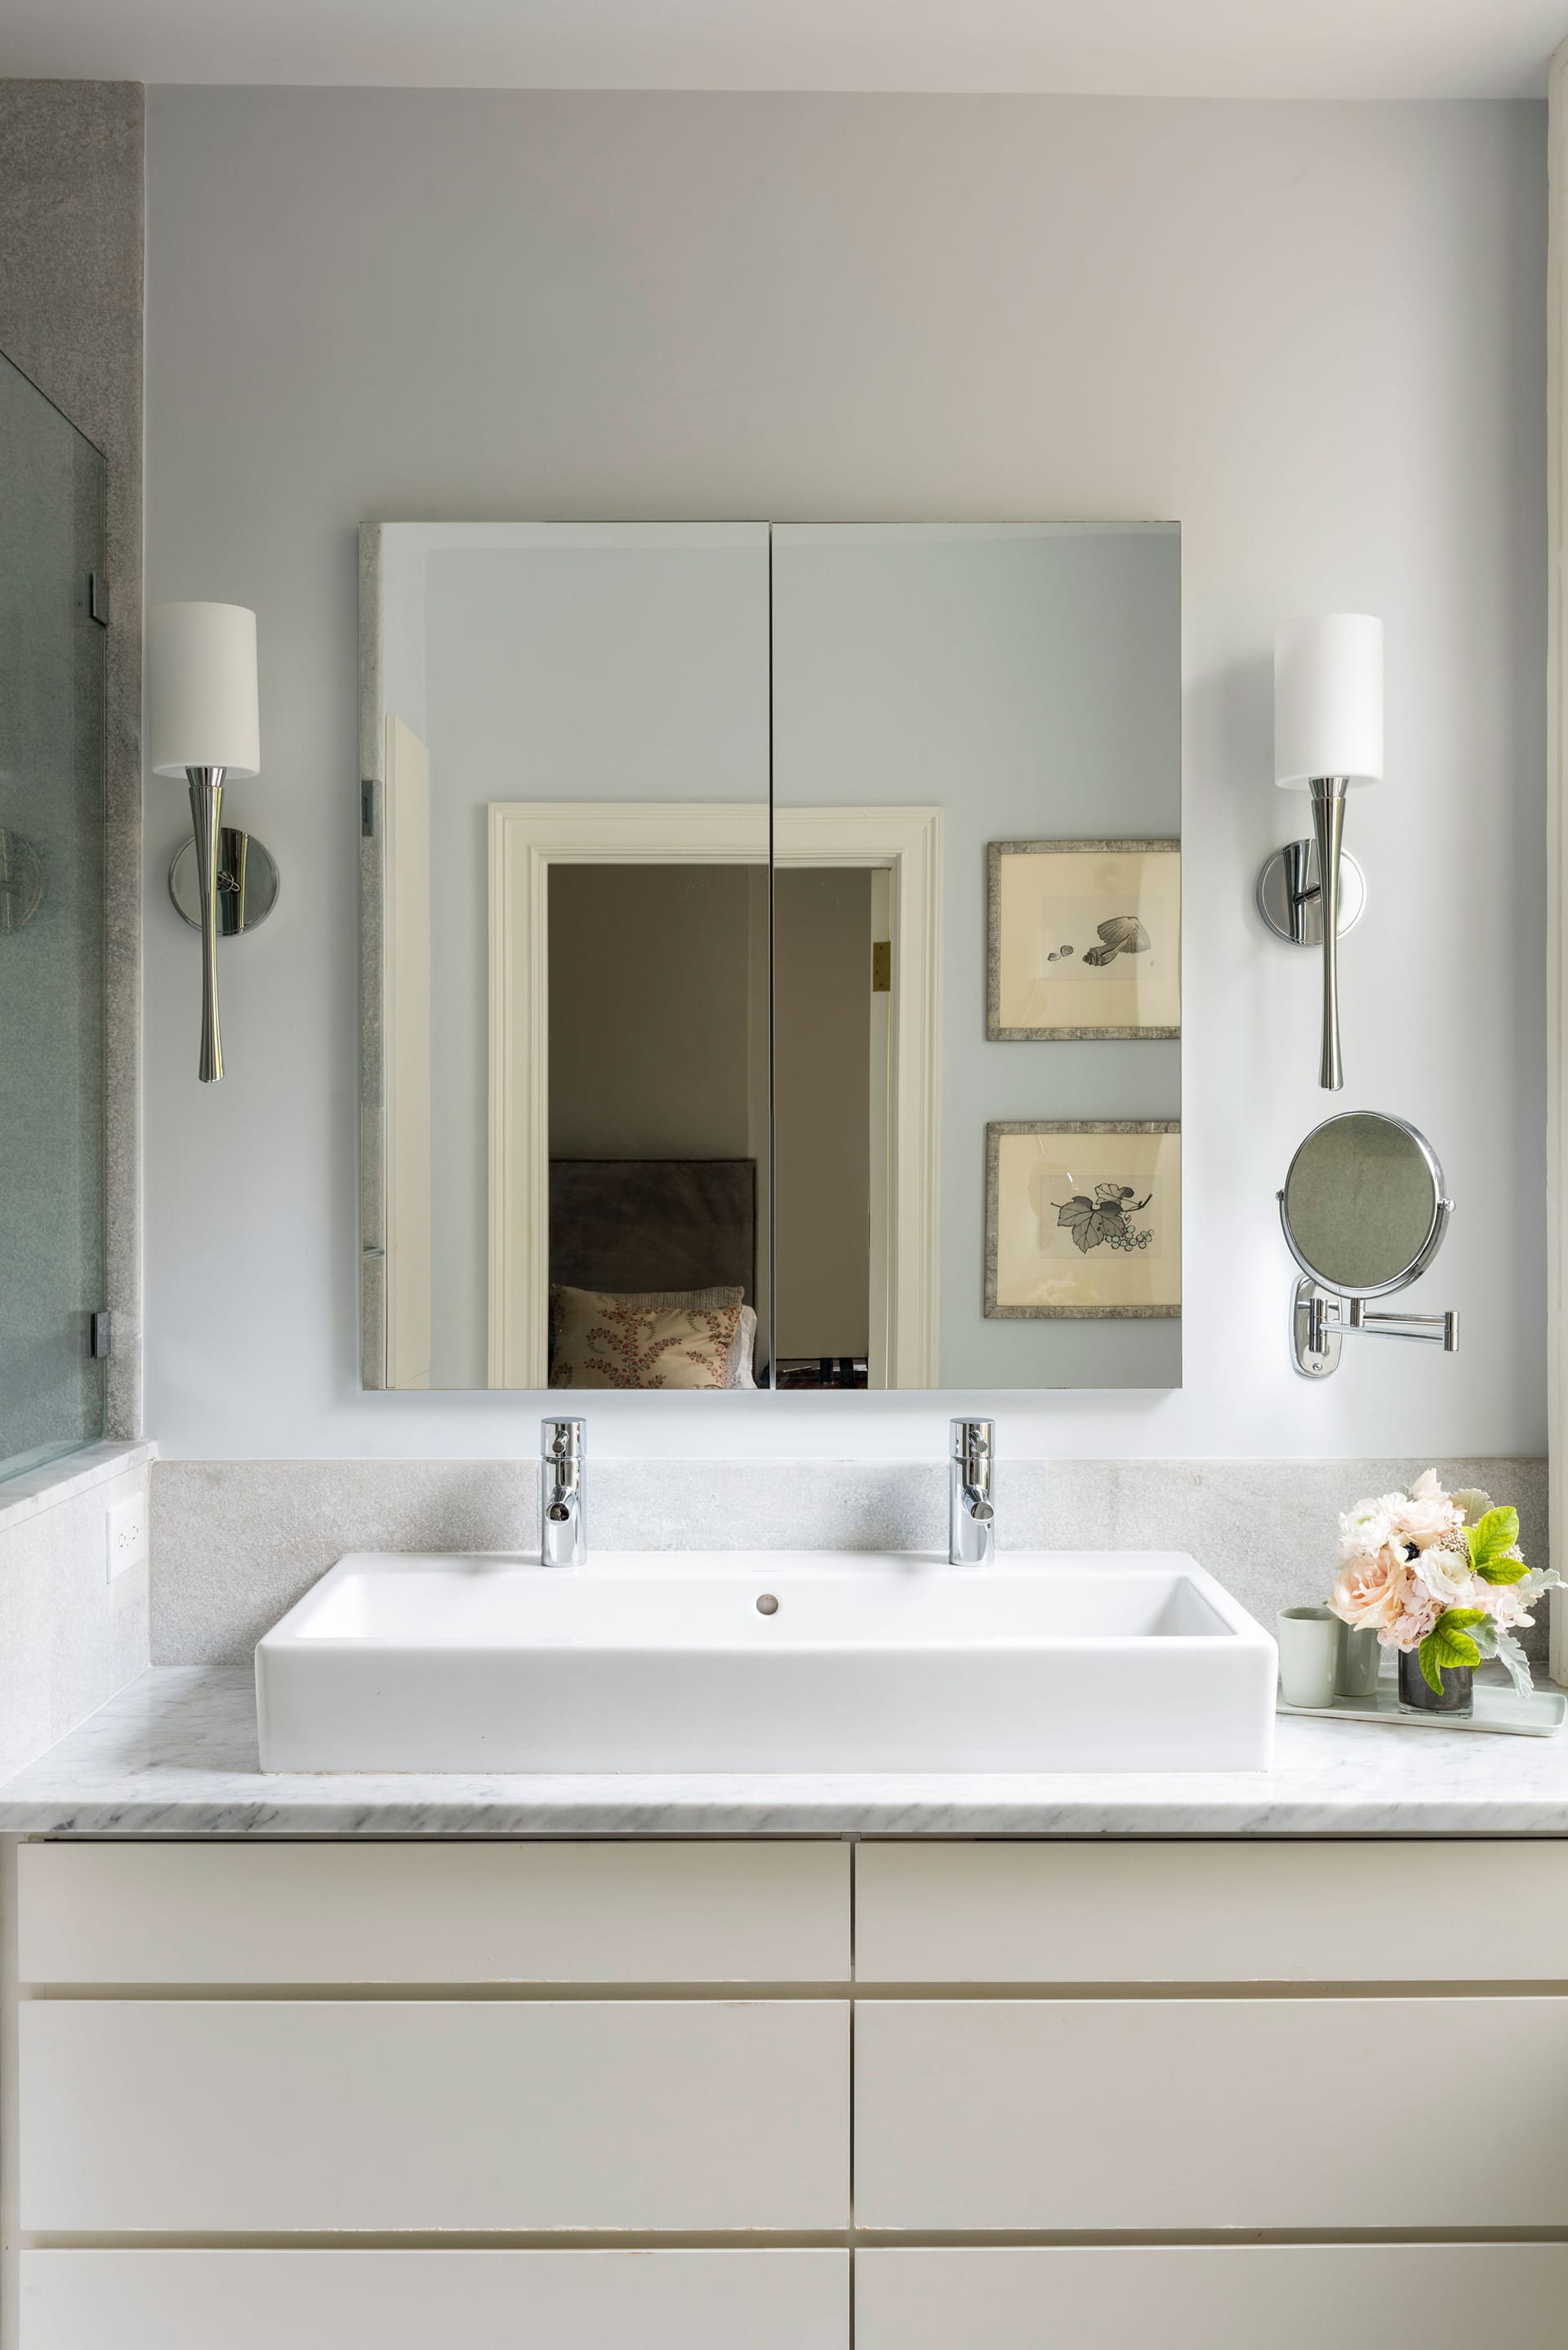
[986,1121,1181,1318]
[987,839,1181,1039]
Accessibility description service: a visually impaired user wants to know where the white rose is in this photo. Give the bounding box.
[1339,1494,1401,1562]
[1416,1543,1477,1609]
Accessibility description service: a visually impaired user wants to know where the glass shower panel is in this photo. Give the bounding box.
[0,350,108,1481]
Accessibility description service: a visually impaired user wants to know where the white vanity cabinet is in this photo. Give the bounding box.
[850,1838,1568,2348]
[10,1834,1568,2350]
[11,1839,853,2348]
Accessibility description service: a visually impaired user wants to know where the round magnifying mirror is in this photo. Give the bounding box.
[1280,1113,1450,1299]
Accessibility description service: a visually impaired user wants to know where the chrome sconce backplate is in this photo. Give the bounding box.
[1256,839,1365,947]
[169,826,280,937]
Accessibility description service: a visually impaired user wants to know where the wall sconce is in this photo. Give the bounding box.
[1255,614,1383,1090]
[147,601,278,1083]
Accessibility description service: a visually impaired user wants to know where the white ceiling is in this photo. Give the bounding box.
[0,0,1561,101]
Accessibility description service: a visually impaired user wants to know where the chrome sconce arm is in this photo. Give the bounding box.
[185,766,225,1084]
[1256,776,1365,1093]
[168,774,280,1084]
[1308,777,1348,1092]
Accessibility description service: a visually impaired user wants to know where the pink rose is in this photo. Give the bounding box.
[1330,1543,1414,1636]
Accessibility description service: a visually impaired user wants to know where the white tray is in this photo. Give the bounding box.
[1277,1683,1566,1738]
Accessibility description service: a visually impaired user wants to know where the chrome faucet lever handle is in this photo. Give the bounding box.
[948,1416,996,1565]
[540,1417,586,1567]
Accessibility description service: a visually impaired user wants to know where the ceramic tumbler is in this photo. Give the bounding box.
[1336,1623,1381,1698]
[1276,1607,1342,1709]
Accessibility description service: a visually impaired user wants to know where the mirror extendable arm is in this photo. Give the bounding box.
[1292,1280,1459,1379]
[1347,1300,1459,1349]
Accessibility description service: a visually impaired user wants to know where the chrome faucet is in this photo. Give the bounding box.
[949,1416,996,1565]
[541,1417,586,1567]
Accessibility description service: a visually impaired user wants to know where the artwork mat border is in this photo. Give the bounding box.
[985,1117,1182,1320]
[986,837,1182,1041]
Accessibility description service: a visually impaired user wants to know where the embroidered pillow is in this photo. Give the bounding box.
[550,1285,745,1390]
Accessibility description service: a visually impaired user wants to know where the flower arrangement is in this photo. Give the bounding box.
[1328,1470,1561,1697]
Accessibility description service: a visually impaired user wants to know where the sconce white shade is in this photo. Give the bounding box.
[1274,613,1383,789]
[147,601,261,778]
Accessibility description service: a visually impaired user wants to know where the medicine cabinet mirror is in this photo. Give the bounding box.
[360,520,1181,1394]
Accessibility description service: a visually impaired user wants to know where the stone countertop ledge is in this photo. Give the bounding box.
[3,1666,1568,1835]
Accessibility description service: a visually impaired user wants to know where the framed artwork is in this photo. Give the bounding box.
[987,840,1180,1039]
[986,1121,1181,1319]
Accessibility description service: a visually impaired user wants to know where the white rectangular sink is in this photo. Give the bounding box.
[256,1552,1276,1774]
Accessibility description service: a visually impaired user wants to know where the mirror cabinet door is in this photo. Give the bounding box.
[771,523,1182,1390]
[362,523,771,1391]
[362,520,1180,1394]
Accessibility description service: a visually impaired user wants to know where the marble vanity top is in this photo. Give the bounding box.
[2,1666,1568,1835]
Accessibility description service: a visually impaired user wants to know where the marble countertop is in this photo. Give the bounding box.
[2,1666,1568,1835]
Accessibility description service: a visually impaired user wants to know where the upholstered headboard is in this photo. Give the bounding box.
[548,1159,758,1309]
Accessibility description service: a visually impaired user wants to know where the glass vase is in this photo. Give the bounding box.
[1396,1646,1473,1718]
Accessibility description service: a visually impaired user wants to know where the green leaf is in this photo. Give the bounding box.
[1474,1554,1530,1585]
[1424,1608,1485,1683]
[1467,1508,1521,1576]
[1418,1609,1486,1692]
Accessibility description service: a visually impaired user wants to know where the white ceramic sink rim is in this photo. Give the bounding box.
[256,1550,1277,1777]
[278,1550,1254,1651]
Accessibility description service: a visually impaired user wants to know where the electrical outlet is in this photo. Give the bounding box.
[105,1492,147,1582]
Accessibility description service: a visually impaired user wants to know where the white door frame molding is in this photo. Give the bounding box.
[773,805,942,1389]
[488,803,942,1389]
[1549,41,1567,1683]
[384,718,433,1390]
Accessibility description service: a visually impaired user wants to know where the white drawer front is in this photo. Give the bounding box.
[855,2247,1568,2350]
[18,1839,849,1982]
[855,1998,1568,2231]
[21,2000,849,2233]
[20,2251,849,2350]
[855,1840,1568,1983]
